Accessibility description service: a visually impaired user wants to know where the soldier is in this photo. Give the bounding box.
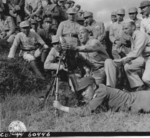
[44,35,67,72]
[7,0,25,25]
[30,19,38,32]
[8,20,49,80]
[54,76,150,116]
[105,21,150,90]
[109,8,131,59]
[128,7,141,30]
[24,0,42,20]
[139,1,150,34]
[0,7,16,43]
[42,0,60,28]
[105,11,117,58]
[83,11,105,48]
[64,27,109,85]
[57,0,68,22]
[38,15,53,62]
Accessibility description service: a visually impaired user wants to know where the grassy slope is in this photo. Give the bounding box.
[1,49,150,132]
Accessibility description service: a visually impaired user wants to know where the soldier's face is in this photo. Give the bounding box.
[129,13,137,20]
[117,14,124,22]
[78,29,89,44]
[21,27,30,36]
[123,23,133,36]
[68,14,76,21]
[111,15,117,23]
[82,85,94,102]
[84,16,93,24]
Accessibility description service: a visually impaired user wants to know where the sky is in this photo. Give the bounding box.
[75,0,145,25]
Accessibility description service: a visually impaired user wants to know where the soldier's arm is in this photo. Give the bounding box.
[53,84,108,116]
[6,17,15,37]
[34,32,48,49]
[32,0,42,16]
[75,40,102,52]
[24,1,31,16]
[126,32,146,59]
[56,22,64,37]
[44,48,63,70]
[18,0,24,7]
[109,25,116,43]
[8,33,21,58]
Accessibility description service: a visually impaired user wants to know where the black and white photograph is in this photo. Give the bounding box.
[1,0,150,136]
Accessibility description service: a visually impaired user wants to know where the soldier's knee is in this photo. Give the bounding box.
[124,64,131,72]
[142,75,150,85]
[105,59,114,67]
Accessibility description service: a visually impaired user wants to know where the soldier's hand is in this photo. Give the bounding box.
[123,58,132,65]
[114,59,123,63]
[53,100,62,110]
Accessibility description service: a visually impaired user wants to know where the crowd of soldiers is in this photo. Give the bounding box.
[1,0,150,115]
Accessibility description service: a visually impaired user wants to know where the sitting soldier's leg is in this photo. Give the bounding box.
[142,57,150,88]
[23,52,45,80]
[124,57,145,89]
[104,59,117,88]
[91,68,105,85]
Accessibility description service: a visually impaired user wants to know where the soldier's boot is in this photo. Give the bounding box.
[30,60,45,80]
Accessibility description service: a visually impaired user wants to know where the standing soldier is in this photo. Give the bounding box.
[57,7,81,71]
[139,1,150,34]
[105,11,117,58]
[83,11,105,48]
[109,8,131,59]
[128,7,141,30]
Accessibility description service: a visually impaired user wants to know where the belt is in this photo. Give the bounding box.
[62,33,78,38]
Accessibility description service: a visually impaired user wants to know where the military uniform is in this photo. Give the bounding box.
[105,30,150,88]
[69,84,150,116]
[109,9,131,59]
[84,12,105,46]
[8,21,47,62]
[77,37,109,85]
[128,7,141,30]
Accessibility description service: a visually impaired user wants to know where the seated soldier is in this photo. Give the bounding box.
[54,76,150,116]
[8,20,48,80]
[64,26,109,85]
[105,21,150,91]
[0,7,16,44]
[44,35,67,73]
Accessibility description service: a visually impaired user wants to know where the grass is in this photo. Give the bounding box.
[1,50,150,133]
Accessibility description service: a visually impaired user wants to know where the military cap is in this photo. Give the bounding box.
[139,1,150,8]
[111,11,117,16]
[128,7,138,13]
[117,9,125,15]
[66,8,77,14]
[84,11,93,18]
[19,21,30,28]
[52,35,60,44]
[77,77,95,91]
[79,10,84,13]
[75,4,81,8]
